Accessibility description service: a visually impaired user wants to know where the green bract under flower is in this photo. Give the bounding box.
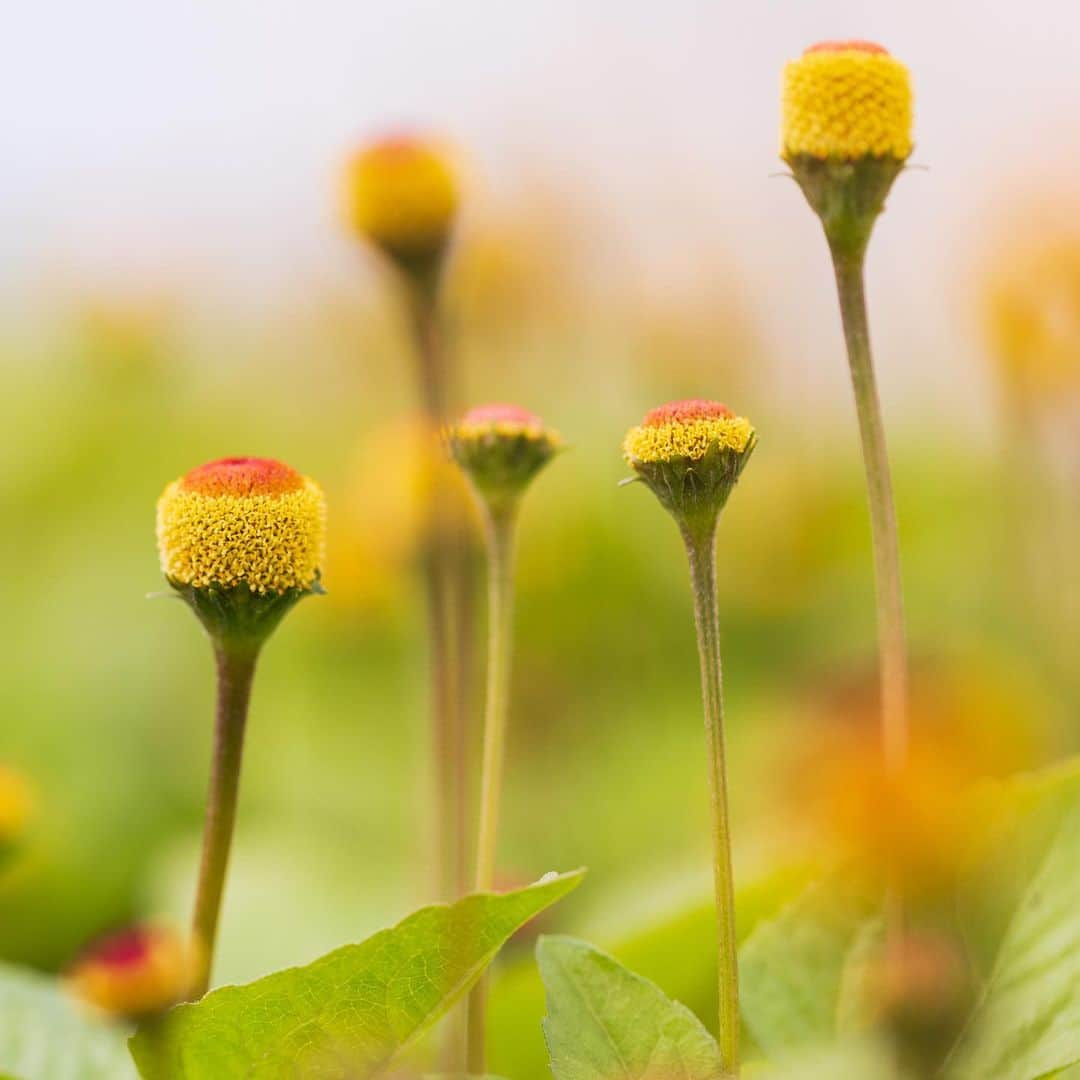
[623,400,756,531]
[447,404,560,508]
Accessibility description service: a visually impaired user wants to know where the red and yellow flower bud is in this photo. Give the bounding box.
[157,457,326,596]
[623,399,756,531]
[67,925,189,1020]
[343,134,459,266]
[781,41,913,163]
[447,403,560,508]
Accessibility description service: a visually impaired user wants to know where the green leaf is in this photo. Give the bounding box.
[0,963,136,1079]
[738,878,875,1059]
[130,870,583,1080]
[538,935,726,1080]
[946,803,1080,1079]
[487,862,810,1080]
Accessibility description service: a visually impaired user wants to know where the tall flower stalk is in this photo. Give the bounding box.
[156,456,327,998]
[448,403,561,1074]
[781,40,914,777]
[623,400,756,1076]
[343,134,472,900]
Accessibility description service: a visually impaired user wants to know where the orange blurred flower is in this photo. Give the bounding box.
[782,662,1046,900]
[68,924,189,1020]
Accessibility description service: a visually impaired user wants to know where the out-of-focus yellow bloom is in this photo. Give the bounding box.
[157,457,326,594]
[781,41,913,162]
[623,400,754,465]
[343,134,459,262]
[0,766,33,853]
[983,235,1080,397]
[327,419,471,613]
[77,294,175,374]
[68,925,189,1020]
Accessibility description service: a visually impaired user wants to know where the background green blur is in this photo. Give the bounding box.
[3,3,1080,1076]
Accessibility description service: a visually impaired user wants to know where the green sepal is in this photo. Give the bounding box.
[165,576,319,653]
[631,435,756,544]
[450,429,560,514]
[786,155,906,260]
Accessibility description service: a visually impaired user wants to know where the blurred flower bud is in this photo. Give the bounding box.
[983,234,1080,400]
[0,765,33,867]
[343,134,459,272]
[156,457,327,646]
[328,417,474,613]
[447,404,560,512]
[623,399,756,538]
[866,931,972,1075]
[67,924,189,1020]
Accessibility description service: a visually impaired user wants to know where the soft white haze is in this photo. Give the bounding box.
[4,0,1080,418]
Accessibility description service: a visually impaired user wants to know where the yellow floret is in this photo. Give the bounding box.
[623,416,755,464]
[156,479,326,594]
[782,50,913,161]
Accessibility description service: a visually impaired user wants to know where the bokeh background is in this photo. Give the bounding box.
[3,1,1080,1075]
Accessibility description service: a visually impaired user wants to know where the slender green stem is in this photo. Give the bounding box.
[188,645,258,1000]
[405,275,472,902]
[830,249,909,779]
[683,526,740,1078]
[466,502,518,1075]
[405,271,475,1075]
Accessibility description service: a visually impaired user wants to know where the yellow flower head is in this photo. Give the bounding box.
[343,133,459,262]
[157,457,326,594]
[781,41,913,162]
[448,403,560,506]
[68,924,189,1020]
[623,399,754,465]
[0,766,33,849]
[623,400,756,528]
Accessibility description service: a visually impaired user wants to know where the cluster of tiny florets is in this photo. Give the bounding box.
[782,42,913,161]
[156,458,326,594]
[624,400,755,465]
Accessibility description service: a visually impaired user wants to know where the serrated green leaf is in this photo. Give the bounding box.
[738,878,875,1059]
[538,935,725,1080]
[946,804,1080,1079]
[130,870,583,1080]
[0,963,136,1080]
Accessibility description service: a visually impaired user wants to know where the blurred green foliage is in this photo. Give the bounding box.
[0,280,1076,1073]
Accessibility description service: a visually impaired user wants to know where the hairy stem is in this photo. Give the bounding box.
[830,250,909,778]
[466,503,519,1074]
[189,646,258,1000]
[684,527,740,1077]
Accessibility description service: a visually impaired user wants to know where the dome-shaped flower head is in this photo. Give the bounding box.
[782,41,913,163]
[623,400,756,535]
[67,925,189,1020]
[156,457,326,645]
[447,404,560,511]
[343,133,459,269]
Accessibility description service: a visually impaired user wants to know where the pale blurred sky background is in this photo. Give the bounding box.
[4,0,1080,426]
